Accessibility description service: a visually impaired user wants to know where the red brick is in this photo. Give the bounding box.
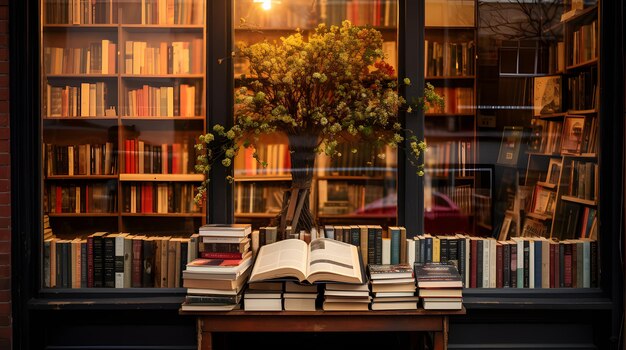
[0,22,6,34]
[0,181,7,192]
[0,8,7,21]
[0,167,7,178]
[0,218,8,230]
[0,327,11,341]
[0,231,9,242]
[0,35,7,48]
[0,316,10,327]
[0,88,8,101]
[0,129,7,141]
[0,156,7,168]
[0,142,7,153]
[0,243,9,255]
[0,254,7,266]
[0,291,9,303]
[0,207,8,218]
[0,278,9,291]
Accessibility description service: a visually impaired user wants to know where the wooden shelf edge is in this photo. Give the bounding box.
[536,181,557,189]
[120,116,205,120]
[566,58,598,71]
[47,213,118,217]
[122,213,204,217]
[119,173,204,182]
[526,212,553,221]
[561,195,597,206]
[233,175,291,182]
[45,175,117,180]
[567,109,598,115]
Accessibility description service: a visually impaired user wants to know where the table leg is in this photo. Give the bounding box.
[198,320,212,350]
[432,316,449,350]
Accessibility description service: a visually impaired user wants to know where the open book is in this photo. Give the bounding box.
[248,238,365,284]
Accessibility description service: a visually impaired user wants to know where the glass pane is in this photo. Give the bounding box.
[423,0,600,289]
[41,0,207,288]
[233,0,399,240]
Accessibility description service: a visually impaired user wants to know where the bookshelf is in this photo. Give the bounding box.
[231,0,399,229]
[517,2,599,242]
[423,0,489,236]
[40,0,207,289]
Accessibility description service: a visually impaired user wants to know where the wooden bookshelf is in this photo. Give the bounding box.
[40,0,208,290]
[520,1,600,242]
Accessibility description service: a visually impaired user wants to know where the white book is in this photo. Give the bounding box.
[489,238,497,288]
[382,238,391,264]
[114,233,127,288]
[512,237,525,288]
[407,238,416,266]
[482,238,489,288]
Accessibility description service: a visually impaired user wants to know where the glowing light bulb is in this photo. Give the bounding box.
[261,0,272,10]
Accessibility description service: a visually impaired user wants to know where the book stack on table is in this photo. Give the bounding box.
[283,282,319,311]
[322,282,371,311]
[415,262,463,310]
[243,281,284,311]
[368,264,419,310]
[180,224,253,311]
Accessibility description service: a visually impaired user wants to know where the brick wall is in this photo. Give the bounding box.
[0,0,9,348]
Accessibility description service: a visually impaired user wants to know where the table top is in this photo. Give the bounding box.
[180,307,467,317]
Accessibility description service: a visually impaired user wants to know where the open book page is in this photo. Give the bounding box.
[306,238,363,284]
[248,239,309,282]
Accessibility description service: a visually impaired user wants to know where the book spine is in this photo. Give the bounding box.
[510,244,517,288]
[458,238,466,287]
[533,240,542,288]
[114,235,125,288]
[425,237,433,263]
[390,228,400,265]
[440,238,448,263]
[87,236,94,288]
[503,243,510,288]
[103,236,115,288]
[523,240,530,288]
[559,243,565,288]
[199,251,243,259]
[80,241,87,288]
[550,243,556,288]
[124,237,133,288]
[470,239,477,288]
[93,235,104,288]
[142,239,155,288]
[374,227,382,265]
[476,239,483,288]
[367,227,375,265]
[496,243,503,288]
[590,240,597,287]
[132,239,143,287]
[564,243,572,288]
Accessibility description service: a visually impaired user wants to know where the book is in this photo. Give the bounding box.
[199,223,252,237]
[422,299,463,310]
[414,263,463,288]
[368,264,414,280]
[248,238,365,284]
[185,252,252,273]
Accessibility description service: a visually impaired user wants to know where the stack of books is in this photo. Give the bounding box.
[243,281,284,311]
[180,224,253,311]
[415,262,463,310]
[322,282,371,311]
[368,264,418,310]
[283,282,319,311]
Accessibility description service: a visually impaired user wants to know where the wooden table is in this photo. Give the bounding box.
[180,308,466,350]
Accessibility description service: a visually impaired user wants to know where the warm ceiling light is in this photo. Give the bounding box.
[253,0,279,11]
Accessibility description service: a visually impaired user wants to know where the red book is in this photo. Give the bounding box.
[124,139,130,173]
[496,243,503,288]
[131,139,137,174]
[56,185,62,213]
[134,138,139,174]
[554,242,561,288]
[172,143,180,174]
[564,243,572,288]
[470,239,477,288]
[131,238,143,287]
[200,252,244,259]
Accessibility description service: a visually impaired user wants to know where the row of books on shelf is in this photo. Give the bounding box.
[45,42,117,75]
[44,0,205,25]
[571,19,598,65]
[141,0,205,25]
[122,138,196,174]
[44,0,113,25]
[427,87,474,114]
[233,143,291,176]
[552,202,598,241]
[317,141,393,177]
[43,232,200,288]
[317,180,389,215]
[547,41,565,74]
[562,159,598,201]
[567,69,598,111]
[529,115,597,155]
[424,40,475,77]
[46,83,116,118]
[122,182,200,214]
[44,143,117,176]
[320,0,398,27]
[123,83,201,117]
[424,140,473,176]
[406,234,598,289]
[124,40,203,75]
[425,184,474,216]
[234,182,284,215]
[44,182,117,214]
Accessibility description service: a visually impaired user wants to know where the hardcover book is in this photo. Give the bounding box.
[368,264,414,280]
[414,262,463,288]
[248,238,365,284]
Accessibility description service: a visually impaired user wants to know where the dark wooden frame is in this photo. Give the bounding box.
[8,0,624,349]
